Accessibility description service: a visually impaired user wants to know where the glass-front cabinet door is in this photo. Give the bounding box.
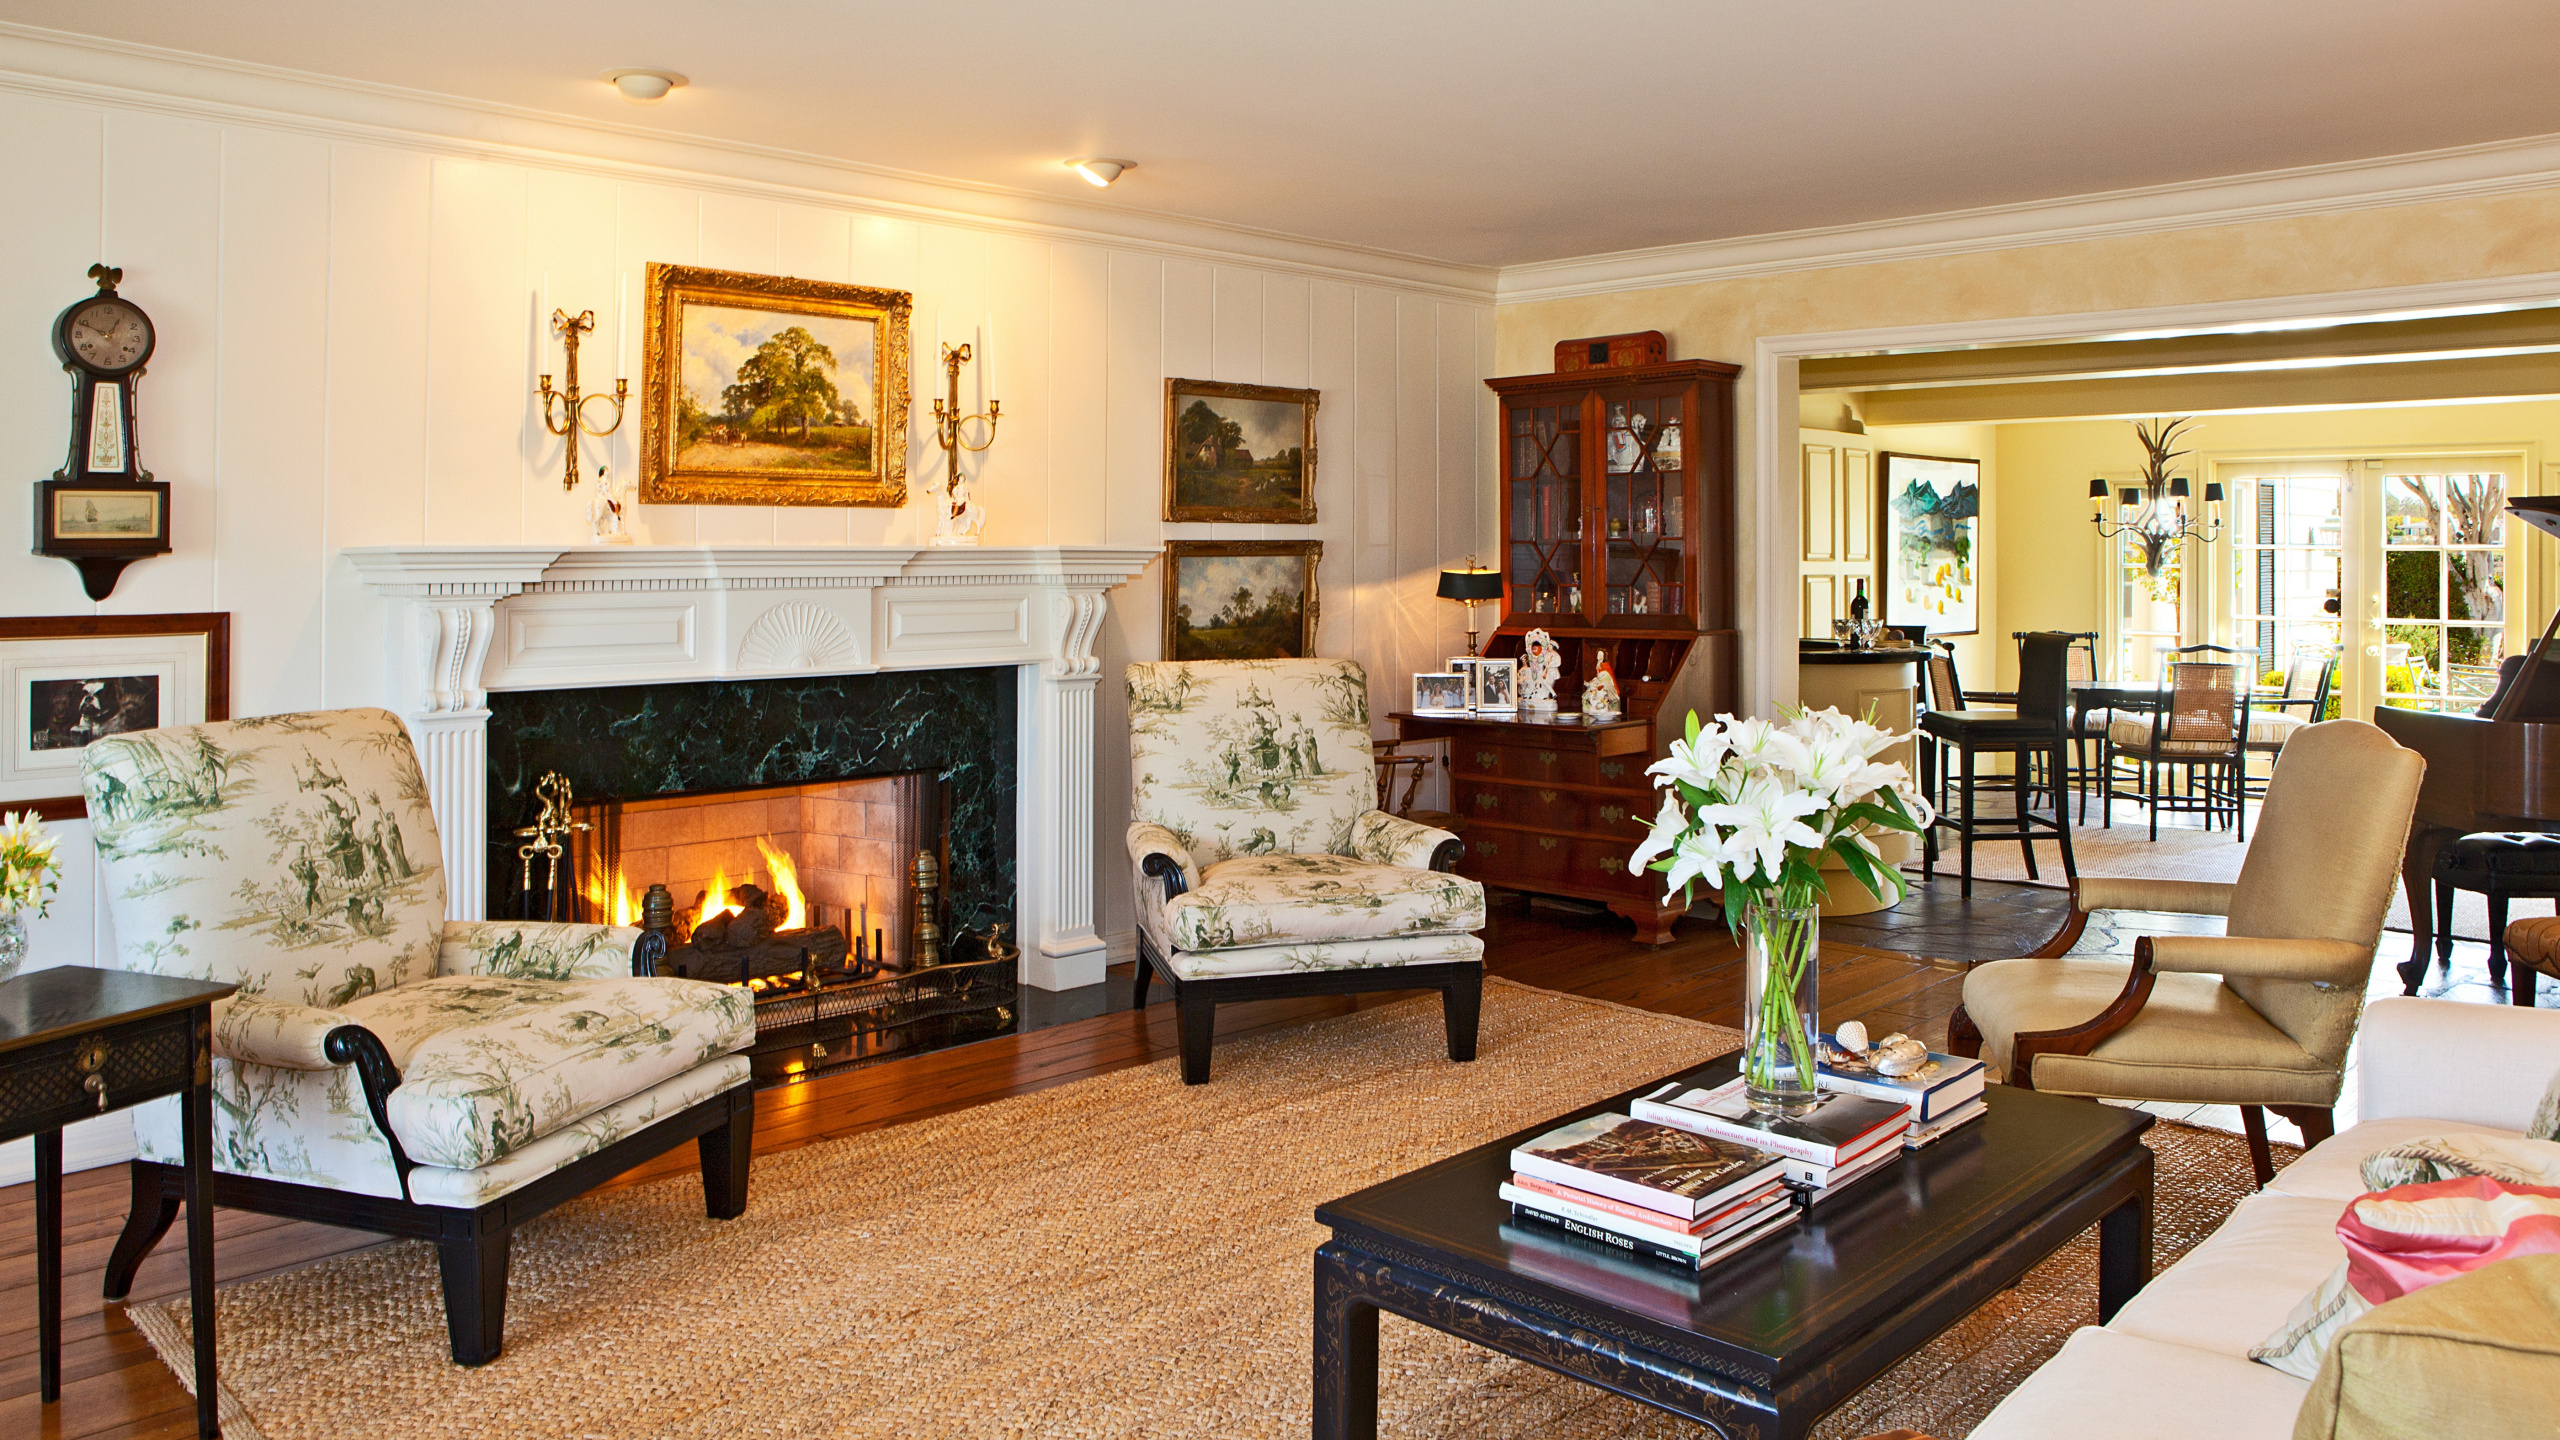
[1506,401,1584,619]
[1599,386,1692,624]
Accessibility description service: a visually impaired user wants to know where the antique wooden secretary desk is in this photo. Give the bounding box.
[1392,358,1740,942]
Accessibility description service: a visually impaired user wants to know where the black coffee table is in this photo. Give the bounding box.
[1313,1055,2153,1440]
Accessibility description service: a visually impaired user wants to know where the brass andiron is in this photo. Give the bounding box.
[537,308,629,492]
[911,848,943,968]
[513,772,591,920]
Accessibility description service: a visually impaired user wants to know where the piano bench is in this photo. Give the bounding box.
[2433,831,2560,999]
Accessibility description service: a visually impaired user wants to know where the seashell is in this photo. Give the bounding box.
[1871,1036,1930,1077]
[1834,1020,1870,1055]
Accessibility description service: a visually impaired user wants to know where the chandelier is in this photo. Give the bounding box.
[2091,416,2221,579]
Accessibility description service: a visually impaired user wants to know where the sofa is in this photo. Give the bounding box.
[1970,995,2560,1438]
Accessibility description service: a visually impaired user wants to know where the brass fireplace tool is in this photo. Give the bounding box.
[910,849,942,967]
[513,772,590,920]
[537,309,628,492]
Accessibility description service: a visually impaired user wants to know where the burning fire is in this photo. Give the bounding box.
[582,839,811,936]
[694,866,740,932]
[582,865,641,927]
[756,837,810,931]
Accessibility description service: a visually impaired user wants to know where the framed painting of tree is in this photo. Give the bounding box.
[1163,541,1322,661]
[639,263,913,507]
[1164,378,1319,523]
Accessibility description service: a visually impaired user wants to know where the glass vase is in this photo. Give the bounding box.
[0,911,25,985]
[1741,901,1821,1116]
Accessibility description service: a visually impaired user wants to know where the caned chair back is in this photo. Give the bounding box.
[2165,662,2241,746]
[2227,720,2425,1068]
[1924,648,1964,712]
[1126,658,1379,870]
[2066,637,2096,686]
[79,708,448,1008]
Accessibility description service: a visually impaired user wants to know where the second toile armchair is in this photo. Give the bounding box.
[1127,658,1486,1083]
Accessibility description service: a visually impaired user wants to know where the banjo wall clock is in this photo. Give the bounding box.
[35,264,171,600]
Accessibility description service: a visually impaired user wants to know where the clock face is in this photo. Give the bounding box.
[67,298,153,373]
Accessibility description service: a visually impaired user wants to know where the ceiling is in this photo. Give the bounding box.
[6,0,2559,268]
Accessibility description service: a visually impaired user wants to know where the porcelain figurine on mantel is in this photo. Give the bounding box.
[1581,652,1621,723]
[932,471,987,546]
[587,463,634,545]
[1518,628,1562,713]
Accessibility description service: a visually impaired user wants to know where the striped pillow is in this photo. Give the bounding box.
[2253,1177,2560,1379]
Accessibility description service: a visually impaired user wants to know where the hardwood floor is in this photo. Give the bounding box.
[0,886,2507,1439]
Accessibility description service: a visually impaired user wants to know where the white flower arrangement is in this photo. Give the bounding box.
[1,810,63,917]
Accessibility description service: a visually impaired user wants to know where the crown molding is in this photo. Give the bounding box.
[1497,132,2560,304]
[0,22,1497,302]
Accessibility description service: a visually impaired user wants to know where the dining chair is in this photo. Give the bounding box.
[2103,659,2252,841]
[2242,646,2337,802]
[1919,632,2079,896]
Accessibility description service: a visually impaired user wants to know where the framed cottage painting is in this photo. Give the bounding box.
[0,613,229,820]
[1164,379,1318,523]
[1878,452,1982,635]
[639,263,913,507]
[1164,541,1321,662]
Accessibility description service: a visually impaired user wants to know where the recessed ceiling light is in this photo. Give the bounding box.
[1068,158,1134,188]
[601,69,688,104]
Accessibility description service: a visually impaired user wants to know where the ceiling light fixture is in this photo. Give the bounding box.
[1068,158,1134,188]
[2090,416,2222,580]
[602,69,688,104]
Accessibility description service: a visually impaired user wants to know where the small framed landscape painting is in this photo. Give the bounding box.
[1164,541,1322,662]
[639,262,913,508]
[1412,672,1470,714]
[1164,378,1319,523]
[1878,452,1982,636]
[1,613,229,820]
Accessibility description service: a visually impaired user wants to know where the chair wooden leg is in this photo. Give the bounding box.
[698,1088,753,1221]
[2488,891,2511,986]
[2270,1105,2335,1151]
[436,1226,513,1366]
[1175,993,1216,1085]
[101,1161,180,1302]
[1132,948,1153,1009]
[2051,737,2078,881]
[1946,1003,1984,1060]
[1960,743,1977,899]
[2239,1106,2276,1189]
[1442,967,1483,1063]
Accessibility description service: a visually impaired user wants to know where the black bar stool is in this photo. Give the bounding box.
[1920,632,2079,897]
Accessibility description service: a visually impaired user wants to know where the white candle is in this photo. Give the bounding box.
[979,313,995,401]
[617,276,629,379]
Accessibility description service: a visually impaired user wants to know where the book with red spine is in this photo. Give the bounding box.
[1509,1113,1786,1221]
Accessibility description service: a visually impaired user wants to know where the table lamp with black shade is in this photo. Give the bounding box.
[1438,561,1503,657]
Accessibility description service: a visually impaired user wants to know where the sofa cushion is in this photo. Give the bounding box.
[2269,1117,2530,1203]
[1962,957,2336,1105]
[1163,854,1485,952]
[2106,1194,2348,1360]
[2291,1252,2560,1440]
[1968,1327,2308,1440]
[1158,930,1483,981]
[339,974,754,1170]
[2359,1132,2560,1191]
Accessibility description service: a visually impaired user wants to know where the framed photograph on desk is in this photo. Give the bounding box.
[1412,672,1470,714]
[0,613,229,820]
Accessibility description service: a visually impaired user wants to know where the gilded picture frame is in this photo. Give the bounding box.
[1162,540,1322,662]
[639,262,913,507]
[1163,378,1319,523]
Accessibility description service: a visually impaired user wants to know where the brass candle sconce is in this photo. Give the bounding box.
[930,341,1000,463]
[537,308,628,491]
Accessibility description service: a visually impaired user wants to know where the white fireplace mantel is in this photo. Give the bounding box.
[345,544,1157,990]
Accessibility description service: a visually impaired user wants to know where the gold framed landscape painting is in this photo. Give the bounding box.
[1163,541,1321,662]
[639,263,913,507]
[1164,378,1319,523]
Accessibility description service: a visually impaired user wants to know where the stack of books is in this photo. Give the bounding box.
[1632,1078,1910,1198]
[1503,1113,1797,1270]
[1801,1035,1988,1148]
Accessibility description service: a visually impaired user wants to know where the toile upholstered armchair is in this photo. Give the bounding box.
[1951,720,2423,1187]
[80,707,757,1365]
[1126,658,1485,1083]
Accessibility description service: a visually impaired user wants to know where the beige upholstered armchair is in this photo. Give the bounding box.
[1126,658,1486,1083]
[1952,720,2423,1185]
[81,708,756,1364]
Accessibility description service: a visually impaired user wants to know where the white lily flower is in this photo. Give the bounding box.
[1659,826,1743,900]
[1646,727,1733,792]
[1696,773,1825,887]
[1625,792,1689,875]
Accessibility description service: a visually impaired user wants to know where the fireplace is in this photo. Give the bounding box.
[485,668,1021,1085]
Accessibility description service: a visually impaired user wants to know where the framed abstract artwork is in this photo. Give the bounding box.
[1163,541,1321,661]
[1877,452,1982,636]
[1163,378,1318,523]
[0,613,229,819]
[638,262,913,507]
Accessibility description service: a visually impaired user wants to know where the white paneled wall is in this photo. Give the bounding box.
[0,75,1492,1182]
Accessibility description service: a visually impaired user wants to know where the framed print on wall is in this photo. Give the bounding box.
[638,262,913,508]
[1163,540,1322,662]
[1877,452,1982,635]
[1164,378,1319,523]
[1,613,229,819]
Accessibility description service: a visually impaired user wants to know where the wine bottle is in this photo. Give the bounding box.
[1848,579,1870,623]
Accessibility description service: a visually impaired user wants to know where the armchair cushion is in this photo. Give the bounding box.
[212,994,358,1071]
[2109,715,2236,755]
[2076,876,2236,916]
[337,974,754,1170]
[1157,930,1485,982]
[439,920,645,980]
[1163,855,1486,952]
[1345,809,1459,870]
[1963,956,2336,1105]
[2144,935,2376,986]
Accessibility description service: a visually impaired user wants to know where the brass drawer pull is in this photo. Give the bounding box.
[76,1037,111,1112]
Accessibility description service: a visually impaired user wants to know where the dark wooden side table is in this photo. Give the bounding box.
[1,964,235,1439]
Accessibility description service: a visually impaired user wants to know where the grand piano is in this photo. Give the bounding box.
[2377,496,2560,993]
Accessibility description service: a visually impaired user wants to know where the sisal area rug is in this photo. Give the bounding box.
[135,980,2288,1440]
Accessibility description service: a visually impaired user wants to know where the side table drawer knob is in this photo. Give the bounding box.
[76,1037,112,1112]
[84,1073,108,1111]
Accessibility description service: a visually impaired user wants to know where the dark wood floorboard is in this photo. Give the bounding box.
[0,884,2511,1437]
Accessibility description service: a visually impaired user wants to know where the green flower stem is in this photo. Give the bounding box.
[1744,902,1820,1104]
